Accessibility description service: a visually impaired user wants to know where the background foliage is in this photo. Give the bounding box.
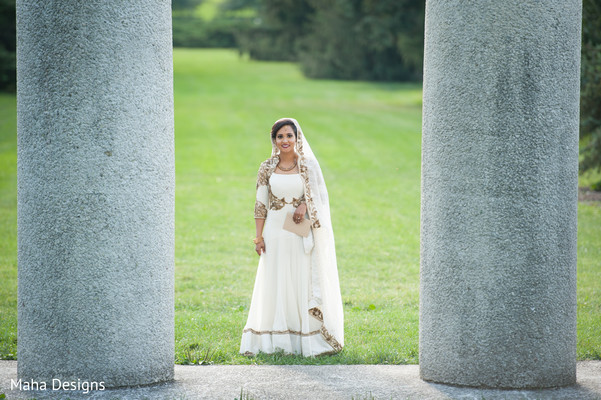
[0,0,15,93]
[233,0,424,81]
[172,0,240,48]
[580,0,601,182]
[227,0,313,62]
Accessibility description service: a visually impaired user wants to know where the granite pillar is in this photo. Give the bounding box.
[17,1,175,387]
[419,0,581,388]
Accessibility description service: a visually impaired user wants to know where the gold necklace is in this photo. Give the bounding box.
[278,159,297,171]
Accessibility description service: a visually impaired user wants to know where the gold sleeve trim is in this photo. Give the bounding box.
[254,201,267,218]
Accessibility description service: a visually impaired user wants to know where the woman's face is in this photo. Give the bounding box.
[275,125,296,154]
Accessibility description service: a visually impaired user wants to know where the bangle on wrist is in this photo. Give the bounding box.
[253,237,264,244]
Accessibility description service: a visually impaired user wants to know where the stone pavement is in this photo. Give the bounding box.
[1,361,600,400]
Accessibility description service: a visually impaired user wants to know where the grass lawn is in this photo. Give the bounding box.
[0,48,599,365]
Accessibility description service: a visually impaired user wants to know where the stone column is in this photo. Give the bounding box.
[419,1,581,389]
[17,1,174,388]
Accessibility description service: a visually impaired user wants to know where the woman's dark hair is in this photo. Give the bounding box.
[271,119,297,141]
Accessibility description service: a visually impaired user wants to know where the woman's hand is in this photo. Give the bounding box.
[294,202,307,224]
[255,240,265,256]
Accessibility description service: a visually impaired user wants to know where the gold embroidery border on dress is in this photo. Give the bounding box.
[268,189,305,211]
[308,307,343,353]
[242,327,321,337]
[299,161,321,228]
[256,156,319,225]
[309,307,323,322]
[254,158,277,218]
[241,307,343,356]
[256,161,271,188]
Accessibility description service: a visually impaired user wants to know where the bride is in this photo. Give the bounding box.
[240,118,344,356]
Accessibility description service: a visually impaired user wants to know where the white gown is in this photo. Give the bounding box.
[240,173,336,356]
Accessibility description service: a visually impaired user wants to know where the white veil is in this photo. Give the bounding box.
[269,118,344,351]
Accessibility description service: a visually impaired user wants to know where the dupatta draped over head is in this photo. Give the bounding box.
[254,118,344,352]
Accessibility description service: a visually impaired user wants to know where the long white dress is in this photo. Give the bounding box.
[240,173,336,356]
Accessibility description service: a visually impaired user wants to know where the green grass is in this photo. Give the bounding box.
[577,204,601,360]
[172,48,421,365]
[0,93,17,361]
[0,48,599,365]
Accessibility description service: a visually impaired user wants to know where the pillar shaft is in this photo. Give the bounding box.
[17,1,174,387]
[419,1,581,388]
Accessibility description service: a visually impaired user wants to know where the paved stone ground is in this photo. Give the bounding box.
[1,361,600,399]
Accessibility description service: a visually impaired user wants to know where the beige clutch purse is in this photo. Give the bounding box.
[283,212,311,237]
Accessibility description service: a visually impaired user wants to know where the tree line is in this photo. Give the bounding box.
[227,0,425,81]
[0,0,15,92]
[0,0,599,180]
[580,0,601,183]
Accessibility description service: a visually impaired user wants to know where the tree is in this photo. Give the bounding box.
[172,0,204,11]
[234,0,425,81]
[226,0,313,61]
[172,0,240,48]
[359,0,424,78]
[0,0,16,93]
[580,0,601,178]
[298,0,424,81]
[297,0,367,80]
